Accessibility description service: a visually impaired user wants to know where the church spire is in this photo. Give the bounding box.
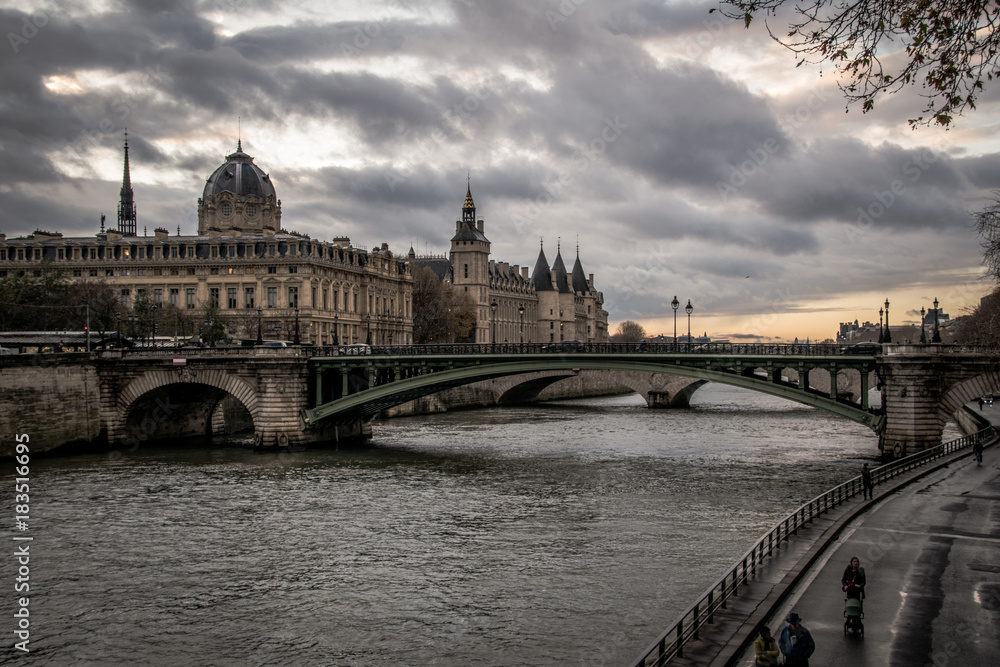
[462,176,476,225]
[117,130,137,236]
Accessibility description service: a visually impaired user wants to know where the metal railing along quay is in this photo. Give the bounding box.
[629,425,997,667]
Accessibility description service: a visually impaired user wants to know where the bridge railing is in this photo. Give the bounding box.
[630,425,997,667]
[305,342,874,357]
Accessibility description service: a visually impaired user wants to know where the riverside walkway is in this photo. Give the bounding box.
[635,407,999,667]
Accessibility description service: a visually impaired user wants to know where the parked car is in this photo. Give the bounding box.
[840,342,882,355]
[543,340,585,353]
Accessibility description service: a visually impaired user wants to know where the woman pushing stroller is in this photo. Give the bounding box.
[842,557,867,637]
[842,557,866,599]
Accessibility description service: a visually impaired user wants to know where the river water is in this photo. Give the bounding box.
[8,385,919,666]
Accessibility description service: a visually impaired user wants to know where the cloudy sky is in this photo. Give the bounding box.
[2,0,998,341]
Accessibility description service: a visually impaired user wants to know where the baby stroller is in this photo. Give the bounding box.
[844,596,864,637]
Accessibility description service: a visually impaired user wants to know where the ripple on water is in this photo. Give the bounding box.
[7,384,887,666]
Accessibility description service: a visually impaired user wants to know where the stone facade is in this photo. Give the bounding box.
[411,184,609,344]
[0,139,413,347]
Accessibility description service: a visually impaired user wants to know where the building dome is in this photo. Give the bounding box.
[197,140,281,234]
[202,141,277,202]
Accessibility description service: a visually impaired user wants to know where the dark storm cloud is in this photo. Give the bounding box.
[1,0,997,336]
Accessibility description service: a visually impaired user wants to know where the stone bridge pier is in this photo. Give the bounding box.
[879,345,1000,456]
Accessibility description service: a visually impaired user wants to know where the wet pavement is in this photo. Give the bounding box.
[658,421,999,667]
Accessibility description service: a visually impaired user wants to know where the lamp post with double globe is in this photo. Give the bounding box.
[883,298,892,343]
[671,296,679,347]
[932,297,942,343]
[256,305,263,345]
[490,300,498,351]
[519,304,525,346]
[333,314,339,346]
[685,299,693,350]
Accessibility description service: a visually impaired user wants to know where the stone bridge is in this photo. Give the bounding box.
[1,343,996,457]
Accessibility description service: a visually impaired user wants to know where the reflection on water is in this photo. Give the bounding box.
[7,385,882,666]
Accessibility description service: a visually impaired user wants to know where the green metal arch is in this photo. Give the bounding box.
[301,356,879,430]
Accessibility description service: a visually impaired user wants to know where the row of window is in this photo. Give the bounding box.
[0,242,365,264]
[119,285,411,317]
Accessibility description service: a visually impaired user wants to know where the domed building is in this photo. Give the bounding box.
[0,137,413,348]
[198,141,282,234]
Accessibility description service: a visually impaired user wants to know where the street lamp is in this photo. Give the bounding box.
[878,307,884,344]
[115,312,121,349]
[293,305,300,345]
[366,313,371,345]
[920,307,927,344]
[685,299,693,348]
[883,298,892,343]
[929,299,939,341]
[491,300,498,349]
[206,317,215,347]
[256,305,263,345]
[150,303,159,349]
[333,313,339,346]
[671,295,679,347]
[518,304,525,345]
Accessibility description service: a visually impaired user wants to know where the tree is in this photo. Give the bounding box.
[411,267,478,343]
[714,0,1000,126]
[963,193,1000,344]
[612,320,647,342]
[0,270,75,331]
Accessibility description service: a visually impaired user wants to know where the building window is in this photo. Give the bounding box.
[246,203,257,217]
[323,289,328,309]
[211,246,218,258]
[464,264,468,278]
[268,266,277,274]
[186,289,195,309]
[170,269,179,276]
[268,245,276,256]
[153,289,163,303]
[210,268,219,275]
[105,269,114,276]
[227,288,237,309]
[311,287,317,308]
[170,288,179,307]
[121,289,131,309]
[267,287,277,308]
[246,267,255,274]
[288,266,297,274]
[122,269,130,276]
[138,248,145,259]
[89,248,97,259]
[245,287,255,308]
[73,269,82,277]
[137,269,146,276]
[171,246,178,258]
[57,248,64,260]
[220,202,233,217]
[209,288,219,307]
[34,249,41,260]
[154,268,163,276]
[186,268,195,275]
[89,269,98,277]
[288,286,298,308]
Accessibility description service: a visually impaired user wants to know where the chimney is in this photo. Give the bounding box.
[154,227,169,240]
[521,266,529,280]
[477,219,484,233]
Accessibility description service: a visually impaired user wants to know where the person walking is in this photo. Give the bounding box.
[861,463,874,500]
[754,625,780,666]
[779,612,815,667]
[841,556,867,600]
[973,438,984,466]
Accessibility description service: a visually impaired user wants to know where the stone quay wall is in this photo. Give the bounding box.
[0,355,103,456]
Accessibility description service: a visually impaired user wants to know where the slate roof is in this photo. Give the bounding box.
[202,141,277,202]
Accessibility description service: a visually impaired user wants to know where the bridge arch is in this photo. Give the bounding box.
[114,370,259,445]
[940,372,1000,424]
[303,357,878,430]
